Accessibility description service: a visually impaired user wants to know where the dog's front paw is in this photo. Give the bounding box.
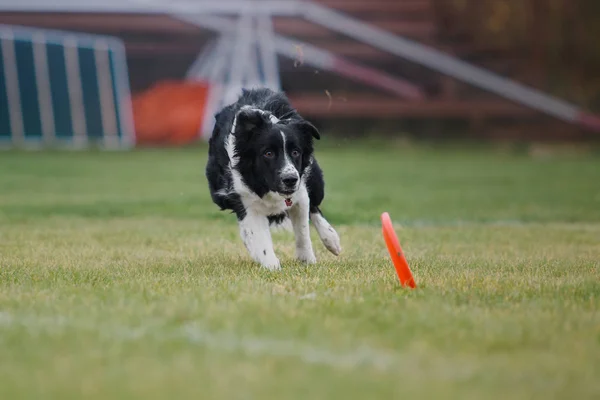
[260,256,281,271]
[296,248,317,264]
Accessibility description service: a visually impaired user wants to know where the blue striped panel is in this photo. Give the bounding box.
[78,46,103,140]
[14,37,43,139]
[46,41,73,139]
[0,25,132,147]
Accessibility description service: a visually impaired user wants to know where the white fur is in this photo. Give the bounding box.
[224,111,291,269]
[215,188,233,197]
[239,211,280,270]
[225,116,239,168]
[288,185,316,264]
[235,187,301,269]
[271,217,293,232]
[311,212,342,256]
[239,105,280,124]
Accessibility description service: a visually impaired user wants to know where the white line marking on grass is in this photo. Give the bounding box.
[401,219,528,228]
[359,219,600,229]
[181,323,394,370]
[0,312,394,371]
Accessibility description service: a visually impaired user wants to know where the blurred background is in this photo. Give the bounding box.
[3,3,600,398]
[1,0,600,147]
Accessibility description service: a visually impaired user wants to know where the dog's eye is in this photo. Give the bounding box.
[264,150,274,159]
[291,150,301,158]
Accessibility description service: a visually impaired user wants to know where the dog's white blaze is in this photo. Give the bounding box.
[279,130,299,181]
[311,212,342,256]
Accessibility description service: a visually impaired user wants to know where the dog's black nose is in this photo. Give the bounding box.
[282,176,298,188]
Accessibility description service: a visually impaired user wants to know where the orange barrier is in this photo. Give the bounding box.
[132,80,210,145]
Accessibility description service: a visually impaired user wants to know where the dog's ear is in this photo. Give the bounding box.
[293,120,320,140]
[235,108,269,133]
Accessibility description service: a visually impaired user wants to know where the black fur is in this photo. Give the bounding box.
[205,88,325,221]
[267,213,288,225]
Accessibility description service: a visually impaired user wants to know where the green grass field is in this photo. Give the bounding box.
[1,141,599,399]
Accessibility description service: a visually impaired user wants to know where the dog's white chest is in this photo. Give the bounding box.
[246,191,293,216]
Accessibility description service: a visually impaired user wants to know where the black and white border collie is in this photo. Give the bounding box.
[205,88,341,270]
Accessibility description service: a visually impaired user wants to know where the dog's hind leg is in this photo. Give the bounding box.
[310,207,341,256]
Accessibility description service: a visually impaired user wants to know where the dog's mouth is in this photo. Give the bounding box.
[278,189,296,197]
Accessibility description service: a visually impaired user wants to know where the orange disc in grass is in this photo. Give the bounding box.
[381,212,416,289]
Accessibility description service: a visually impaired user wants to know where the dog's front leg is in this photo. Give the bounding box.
[289,191,317,264]
[239,212,280,270]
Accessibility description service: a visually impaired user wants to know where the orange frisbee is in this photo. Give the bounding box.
[381,212,416,288]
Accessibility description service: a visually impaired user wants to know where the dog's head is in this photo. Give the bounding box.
[231,107,320,198]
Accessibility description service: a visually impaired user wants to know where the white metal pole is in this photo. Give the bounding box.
[225,15,253,104]
[206,37,233,83]
[0,30,25,146]
[63,36,88,147]
[186,38,219,80]
[94,40,119,148]
[245,28,261,88]
[0,0,302,15]
[32,32,56,144]
[109,40,136,147]
[257,14,281,91]
[199,36,233,138]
